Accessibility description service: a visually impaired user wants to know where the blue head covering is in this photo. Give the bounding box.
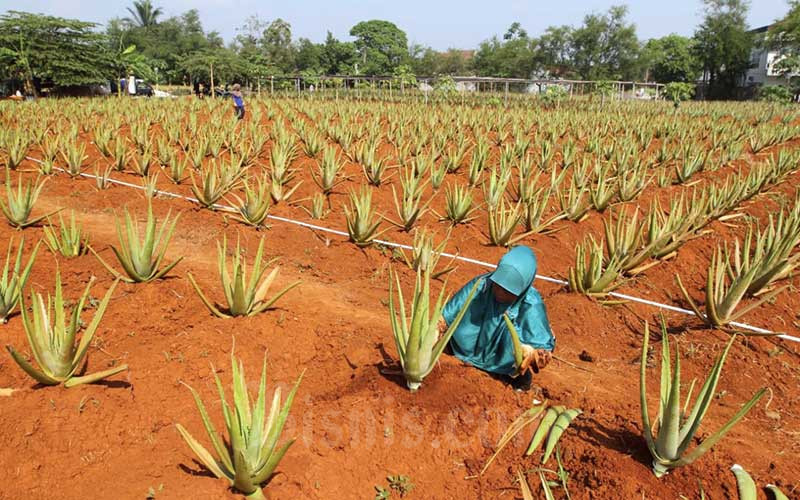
[489,246,537,296]
[443,245,554,375]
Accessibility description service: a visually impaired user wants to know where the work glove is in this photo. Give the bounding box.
[519,344,552,374]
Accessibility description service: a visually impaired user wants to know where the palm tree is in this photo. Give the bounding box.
[125,0,163,27]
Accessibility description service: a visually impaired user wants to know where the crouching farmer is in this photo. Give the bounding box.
[440,246,555,391]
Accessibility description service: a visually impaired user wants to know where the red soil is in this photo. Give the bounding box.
[0,100,798,500]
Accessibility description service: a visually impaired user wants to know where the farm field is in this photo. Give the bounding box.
[0,95,799,499]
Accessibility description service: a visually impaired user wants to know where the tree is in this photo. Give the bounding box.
[320,31,357,74]
[125,0,163,28]
[766,1,800,90]
[180,48,247,92]
[471,24,536,78]
[349,20,409,75]
[535,25,574,77]
[664,82,695,107]
[570,5,642,80]
[106,8,222,84]
[262,18,294,73]
[0,11,112,95]
[643,34,701,82]
[693,0,753,99]
[295,38,323,73]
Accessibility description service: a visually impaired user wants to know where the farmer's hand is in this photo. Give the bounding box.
[519,345,552,374]
[437,317,448,335]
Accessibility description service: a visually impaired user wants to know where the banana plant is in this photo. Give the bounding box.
[176,352,303,500]
[187,236,300,318]
[90,202,182,283]
[6,272,126,387]
[43,211,87,258]
[388,267,478,391]
[640,319,766,478]
[0,238,39,324]
[1,170,57,229]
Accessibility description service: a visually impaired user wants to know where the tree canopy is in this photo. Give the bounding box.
[643,34,701,83]
[693,0,753,98]
[0,0,781,99]
[0,10,111,93]
[350,20,409,75]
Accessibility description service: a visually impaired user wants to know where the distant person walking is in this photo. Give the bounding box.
[127,74,137,96]
[231,83,245,120]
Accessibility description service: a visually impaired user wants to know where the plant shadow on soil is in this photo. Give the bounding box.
[572,417,652,467]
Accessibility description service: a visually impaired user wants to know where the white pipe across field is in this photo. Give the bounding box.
[25,156,800,344]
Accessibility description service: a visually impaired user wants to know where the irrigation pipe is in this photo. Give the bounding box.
[24,157,800,344]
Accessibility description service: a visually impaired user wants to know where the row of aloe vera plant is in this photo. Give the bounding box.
[0,197,304,499]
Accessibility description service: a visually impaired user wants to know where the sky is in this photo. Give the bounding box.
[4,0,792,50]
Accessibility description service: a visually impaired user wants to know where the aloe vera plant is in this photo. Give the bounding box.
[388,267,478,391]
[676,244,787,329]
[344,186,385,247]
[524,405,582,464]
[640,320,766,478]
[43,211,87,258]
[61,141,88,177]
[1,171,56,229]
[568,236,623,296]
[440,183,477,225]
[228,176,271,227]
[91,202,183,283]
[312,145,346,194]
[730,464,788,500]
[6,272,126,387]
[387,183,430,232]
[394,229,455,279]
[0,238,39,323]
[188,236,300,318]
[487,198,530,247]
[176,352,303,500]
[303,192,330,220]
[191,161,243,209]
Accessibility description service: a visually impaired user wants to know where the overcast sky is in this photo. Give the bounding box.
[7,0,792,50]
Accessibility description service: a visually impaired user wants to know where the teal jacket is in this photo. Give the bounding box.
[443,246,555,375]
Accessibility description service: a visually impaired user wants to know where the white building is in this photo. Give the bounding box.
[741,25,792,88]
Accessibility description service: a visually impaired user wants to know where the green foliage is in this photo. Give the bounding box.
[640,319,766,478]
[176,353,303,500]
[664,82,695,106]
[539,85,568,107]
[644,34,701,83]
[392,64,417,86]
[6,272,126,387]
[569,5,642,80]
[757,85,793,103]
[693,0,753,99]
[0,11,112,92]
[350,20,409,75]
[187,236,300,318]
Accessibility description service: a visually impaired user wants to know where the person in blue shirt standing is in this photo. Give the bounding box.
[440,245,555,391]
[231,83,245,120]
